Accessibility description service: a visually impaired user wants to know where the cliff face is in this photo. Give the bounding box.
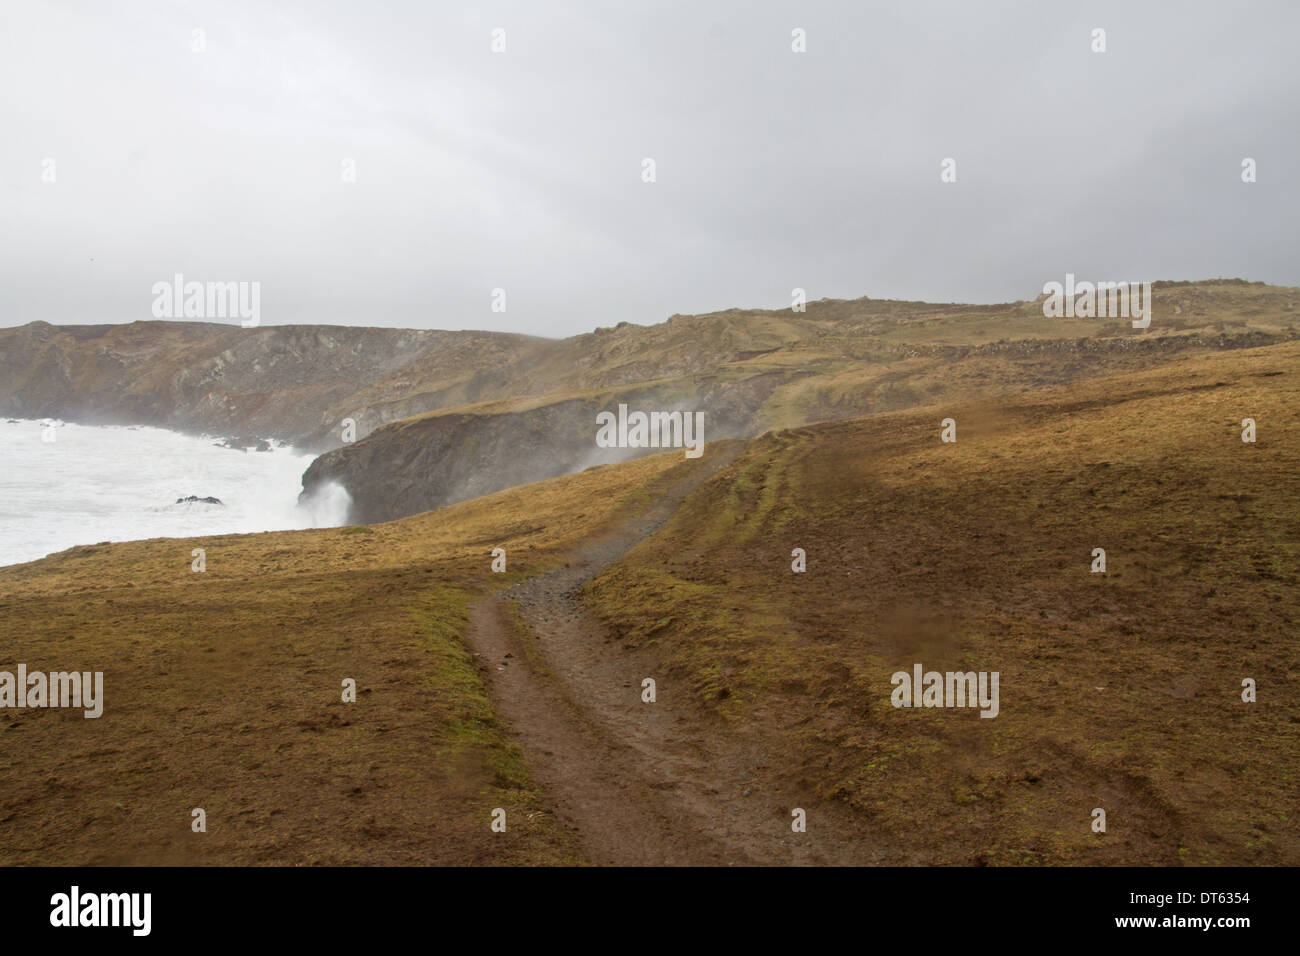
[4,280,1297,524]
[301,375,782,523]
[0,321,539,450]
[0,308,821,449]
[301,325,1300,525]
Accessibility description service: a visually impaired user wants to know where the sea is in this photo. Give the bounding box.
[0,419,350,567]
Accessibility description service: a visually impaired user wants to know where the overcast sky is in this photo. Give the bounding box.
[1,0,1297,338]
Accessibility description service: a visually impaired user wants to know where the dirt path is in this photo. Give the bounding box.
[465,451,879,865]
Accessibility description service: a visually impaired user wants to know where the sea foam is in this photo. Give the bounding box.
[0,419,349,567]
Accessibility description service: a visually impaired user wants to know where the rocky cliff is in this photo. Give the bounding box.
[300,374,784,523]
[0,320,540,450]
[3,280,1296,524]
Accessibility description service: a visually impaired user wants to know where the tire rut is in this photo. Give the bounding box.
[465,449,877,865]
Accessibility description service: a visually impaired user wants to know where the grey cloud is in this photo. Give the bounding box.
[1,0,1295,336]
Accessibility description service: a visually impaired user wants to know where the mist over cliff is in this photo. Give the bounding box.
[4,280,1296,525]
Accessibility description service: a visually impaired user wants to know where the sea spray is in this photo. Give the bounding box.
[0,420,350,566]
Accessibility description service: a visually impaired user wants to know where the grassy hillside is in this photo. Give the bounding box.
[586,340,1300,864]
[2,326,1297,866]
[0,448,705,865]
[5,280,1296,456]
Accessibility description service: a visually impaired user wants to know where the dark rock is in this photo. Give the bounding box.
[176,495,223,506]
[217,436,272,452]
[301,381,765,525]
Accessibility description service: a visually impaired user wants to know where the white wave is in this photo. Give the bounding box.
[0,419,350,567]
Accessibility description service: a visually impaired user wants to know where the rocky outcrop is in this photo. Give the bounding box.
[215,437,272,452]
[0,321,539,451]
[301,375,785,524]
[301,324,1299,525]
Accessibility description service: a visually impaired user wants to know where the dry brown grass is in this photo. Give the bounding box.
[587,341,1300,865]
[3,335,1297,866]
[0,447,702,865]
